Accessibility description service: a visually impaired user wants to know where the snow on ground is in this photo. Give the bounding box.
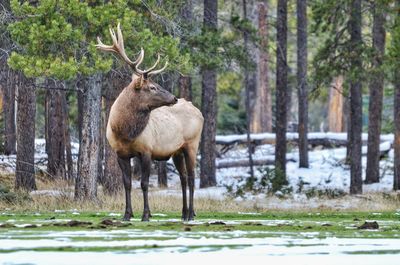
[2,229,400,265]
[215,137,394,193]
[1,135,398,207]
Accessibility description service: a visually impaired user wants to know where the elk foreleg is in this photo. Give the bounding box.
[118,157,133,221]
[184,148,196,221]
[173,152,188,221]
[140,153,152,221]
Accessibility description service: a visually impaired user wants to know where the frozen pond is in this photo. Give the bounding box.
[1,228,400,265]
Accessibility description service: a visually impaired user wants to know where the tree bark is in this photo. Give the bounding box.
[200,0,218,188]
[200,69,217,188]
[15,74,36,191]
[366,3,386,184]
[328,76,344,132]
[393,0,400,191]
[349,0,363,194]
[243,0,255,179]
[97,97,104,185]
[103,96,122,195]
[157,75,173,188]
[297,0,309,168]
[395,69,400,191]
[178,0,193,102]
[157,161,168,188]
[75,74,102,200]
[0,0,16,156]
[102,73,125,195]
[242,0,260,134]
[258,1,272,132]
[178,75,192,101]
[275,0,288,179]
[45,84,66,179]
[2,70,16,155]
[62,92,74,182]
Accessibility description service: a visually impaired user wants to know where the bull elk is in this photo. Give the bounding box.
[96,24,204,221]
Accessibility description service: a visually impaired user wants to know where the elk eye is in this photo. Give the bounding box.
[150,86,156,91]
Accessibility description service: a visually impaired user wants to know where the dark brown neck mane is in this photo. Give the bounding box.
[110,86,150,141]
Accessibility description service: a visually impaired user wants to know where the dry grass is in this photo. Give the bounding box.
[1,172,400,214]
[0,189,252,214]
[0,173,252,213]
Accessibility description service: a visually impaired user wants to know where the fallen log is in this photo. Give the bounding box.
[216,142,392,169]
[217,157,296,169]
[216,132,394,148]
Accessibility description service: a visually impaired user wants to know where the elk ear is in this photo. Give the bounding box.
[132,74,144,90]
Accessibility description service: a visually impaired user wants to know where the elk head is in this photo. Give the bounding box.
[96,23,177,111]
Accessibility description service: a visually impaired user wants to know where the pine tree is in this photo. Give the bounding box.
[275,0,289,180]
[392,0,400,191]
[297,0,309,168]
[200,0,218,188]
[366,1,386,184]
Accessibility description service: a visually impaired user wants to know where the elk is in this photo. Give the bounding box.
[96,24,204,221]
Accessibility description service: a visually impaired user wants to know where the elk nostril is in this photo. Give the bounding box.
[174,97,178,103]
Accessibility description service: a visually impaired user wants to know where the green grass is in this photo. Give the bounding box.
[1,210,399,238]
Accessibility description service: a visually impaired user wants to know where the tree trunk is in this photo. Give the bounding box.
[97,97,104,185]
[297,0,309,168]
[102,74,125,195]
[243,0,255,179]
[0,0,16,156]
[75,74,102,200]
[157,161,168,188]
[242,0,260,134]
[393,0,400,191]
[275,0,288,179]
[178,1,193,102]
[15,74,36,191]
[103,96,122,195]
[157,75,173,188]
[258,1,272,132]
[394,67,400,191]
[200,0,218,188]
[366,3,386,184]
[3,70,16,155]
[45,85,66,179]
[77,88,84,150]
[200,69,217,188]
[349,0,363,194]
[328,76,344,132]
[178,75,192,101]
[62,92,74,182]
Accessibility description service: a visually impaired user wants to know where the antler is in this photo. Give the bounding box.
[96,23,168,77]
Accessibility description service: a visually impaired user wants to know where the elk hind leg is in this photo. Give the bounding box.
[173,152,188,221]
[184,147,197,221]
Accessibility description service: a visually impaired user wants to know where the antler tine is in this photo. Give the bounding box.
[95,37,114,51]
[147,60,169,77]
[96,23,167,77]
[96,23,143,70]
[134,48,145,66]
[135,53,161,75]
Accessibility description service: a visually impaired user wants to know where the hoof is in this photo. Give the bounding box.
[122,213,132,221]
[188,210,195,221]
[141,211,151,222]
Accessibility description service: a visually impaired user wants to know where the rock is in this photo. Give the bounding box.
[358,221,379,230]
[0,223,15,228]
[208,221,226,225]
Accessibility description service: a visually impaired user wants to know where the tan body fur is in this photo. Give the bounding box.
[107,98,203,160]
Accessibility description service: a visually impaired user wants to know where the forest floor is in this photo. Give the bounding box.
[1,211,400,265]
[1,136,400,264]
